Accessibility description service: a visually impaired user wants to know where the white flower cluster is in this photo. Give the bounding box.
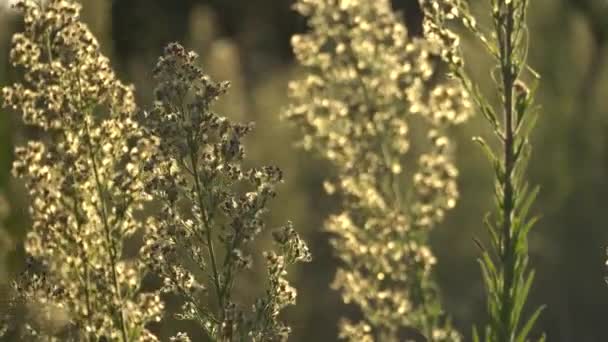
[2,1,162,340]
[286,0,471,340]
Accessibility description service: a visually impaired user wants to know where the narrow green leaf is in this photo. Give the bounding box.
[520,216,540,242]
[517,186,539,221]
[516,305,545,342]
[473,136,498,164]
[512,271,536,329]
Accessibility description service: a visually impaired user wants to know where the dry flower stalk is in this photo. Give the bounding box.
[286,0,472,340]
[141,42,311,342]
[2,1,162,340]
[421,0,545,340]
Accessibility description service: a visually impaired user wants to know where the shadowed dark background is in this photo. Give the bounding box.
[1,0,608,341]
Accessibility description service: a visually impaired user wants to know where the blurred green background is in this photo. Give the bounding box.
[1,0,608,341]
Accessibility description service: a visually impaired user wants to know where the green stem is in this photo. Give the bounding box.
[498,3,516,341]
[84,121,130,342]
[188,145,224,319]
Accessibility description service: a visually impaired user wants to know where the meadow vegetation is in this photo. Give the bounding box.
[0,0,576,341]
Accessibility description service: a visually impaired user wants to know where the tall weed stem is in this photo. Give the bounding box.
[421,0,545,340]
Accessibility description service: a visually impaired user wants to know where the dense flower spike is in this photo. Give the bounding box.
[286,0,471,341]
[421,0,545,341]
[141,42,311,341]
[1,1,162,340]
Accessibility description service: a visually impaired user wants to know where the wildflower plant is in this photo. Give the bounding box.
[141,43,311,341]
[1,0,163,340]
[420,0,545,340]
[286,0,471,340]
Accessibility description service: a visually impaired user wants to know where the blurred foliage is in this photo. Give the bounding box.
[1,0,608,341]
